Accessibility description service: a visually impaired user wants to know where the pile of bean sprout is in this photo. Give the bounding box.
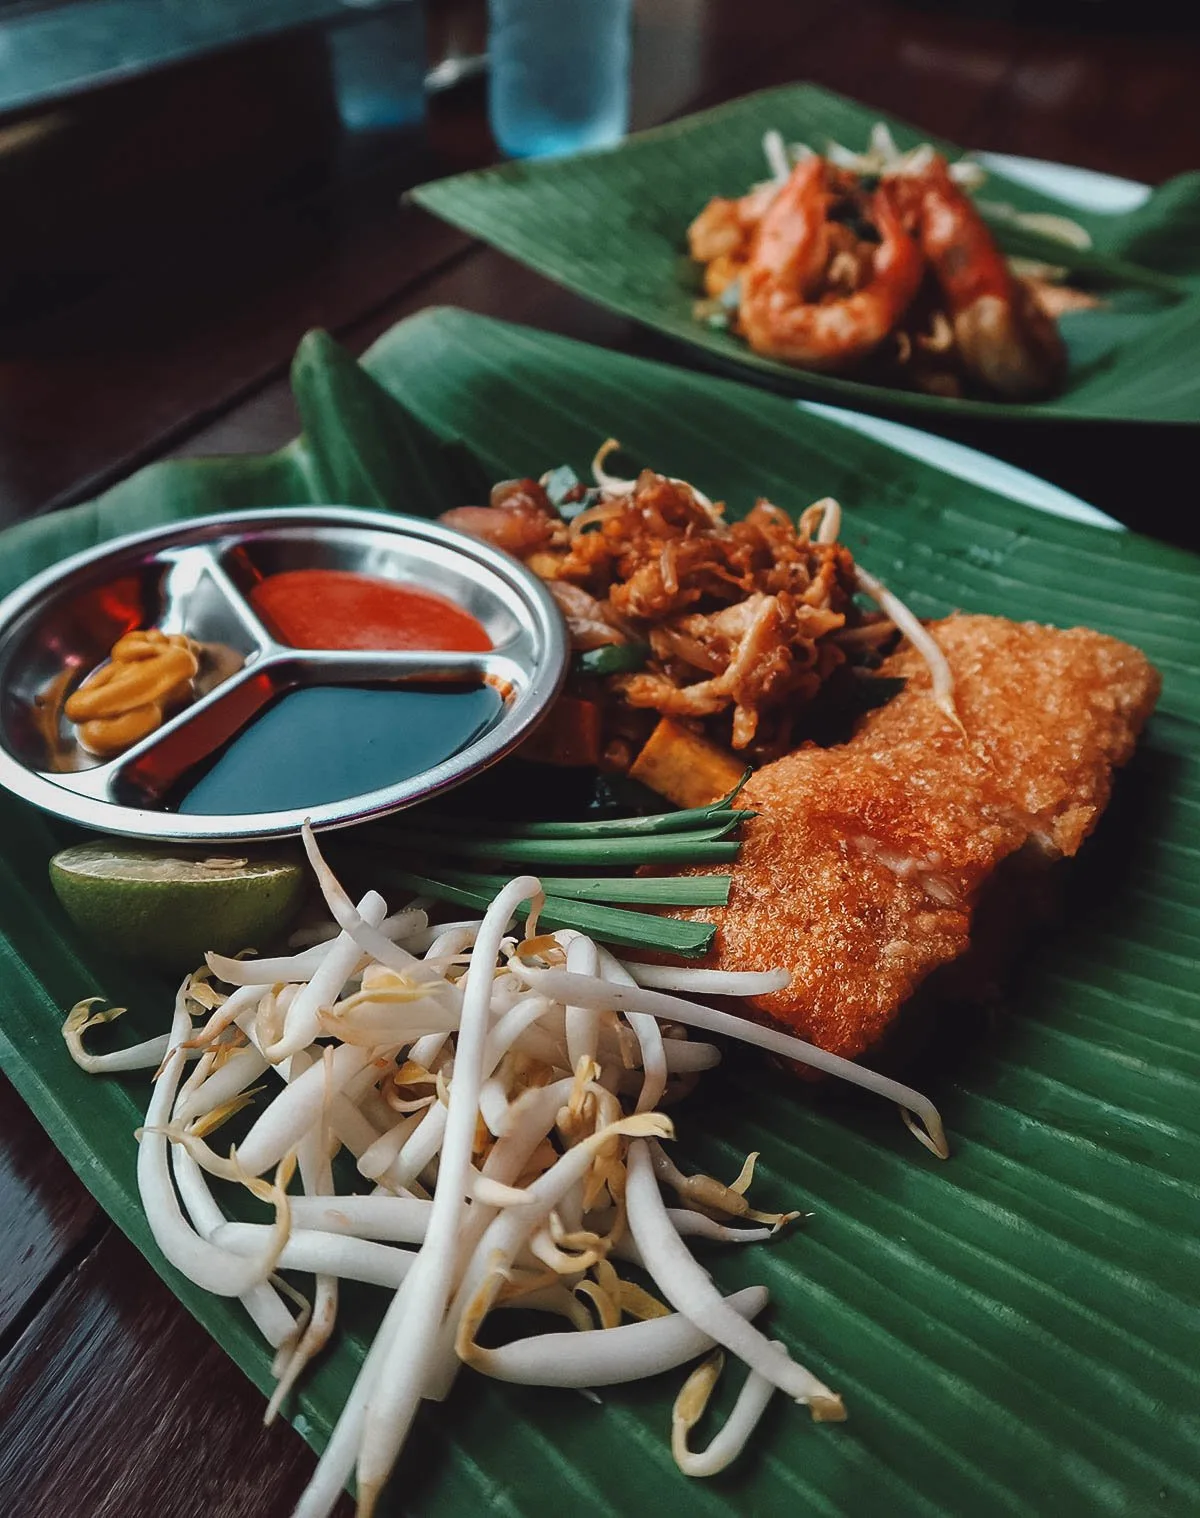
[65,823,948,1518]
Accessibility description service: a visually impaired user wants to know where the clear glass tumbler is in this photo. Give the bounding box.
[487,0,633,160]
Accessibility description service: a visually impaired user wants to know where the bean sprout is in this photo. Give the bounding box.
[62,998,171,1073]
[762,128,790,185]
[672,1348,781,1476]
[474,1285,770,1387]
[854,563,961,730]
[67,835,949,1517]
[592,438,720,519]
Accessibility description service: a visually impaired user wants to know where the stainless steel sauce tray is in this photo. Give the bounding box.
[0,507,568,841]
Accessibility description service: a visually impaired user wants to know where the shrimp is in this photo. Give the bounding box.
[687,180,780,297]
[890,155,1065,400]
[737,158,925,372]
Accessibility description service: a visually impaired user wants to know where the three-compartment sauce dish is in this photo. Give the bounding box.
[0,507,568,840]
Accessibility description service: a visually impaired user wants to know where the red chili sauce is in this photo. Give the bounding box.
[249,569,491,652]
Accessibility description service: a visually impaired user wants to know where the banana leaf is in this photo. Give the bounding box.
[411,83,1200,423]
[0,308,1198,1516]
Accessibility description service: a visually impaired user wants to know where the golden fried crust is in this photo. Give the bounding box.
[675,614,1160,1062]
[858,616,1161,857]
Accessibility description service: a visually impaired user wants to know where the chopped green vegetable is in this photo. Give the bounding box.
[540,462,602,520]
[574,642,650,677]
[541,464,580,504]
[558,490,602,522]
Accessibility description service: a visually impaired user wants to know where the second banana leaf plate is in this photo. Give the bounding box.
[412,84,1200,425]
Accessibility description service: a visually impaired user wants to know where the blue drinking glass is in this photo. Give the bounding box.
[487,0,633,160]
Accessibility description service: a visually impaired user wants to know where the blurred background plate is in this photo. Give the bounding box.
[411,82,1200,423]
[803,144,1144,528]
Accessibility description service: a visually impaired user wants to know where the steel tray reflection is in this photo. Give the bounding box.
[0,507,569,841]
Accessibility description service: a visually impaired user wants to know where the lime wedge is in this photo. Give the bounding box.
[49,842,307,973]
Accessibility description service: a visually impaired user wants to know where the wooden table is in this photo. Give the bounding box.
[1,4,1197,1513]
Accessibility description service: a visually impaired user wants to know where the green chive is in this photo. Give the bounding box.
[380,831,740,868]
[415,802,748,840]
[409,866,730,907]
[385,870,716,957]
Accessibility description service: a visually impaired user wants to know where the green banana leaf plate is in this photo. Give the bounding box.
[411,83,1200,424]
[1,308,1199,1516]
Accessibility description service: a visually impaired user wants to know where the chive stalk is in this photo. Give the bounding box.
[381,870,717,957]
[376,830,739,869]
[415,794,749,841]
[420,869,730,907]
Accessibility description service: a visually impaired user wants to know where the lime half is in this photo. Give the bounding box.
[50,842,307,973]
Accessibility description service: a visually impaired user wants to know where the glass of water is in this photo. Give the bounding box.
[487,0,633,160]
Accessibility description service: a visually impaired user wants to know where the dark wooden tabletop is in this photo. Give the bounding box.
[1,3,1198,1514]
